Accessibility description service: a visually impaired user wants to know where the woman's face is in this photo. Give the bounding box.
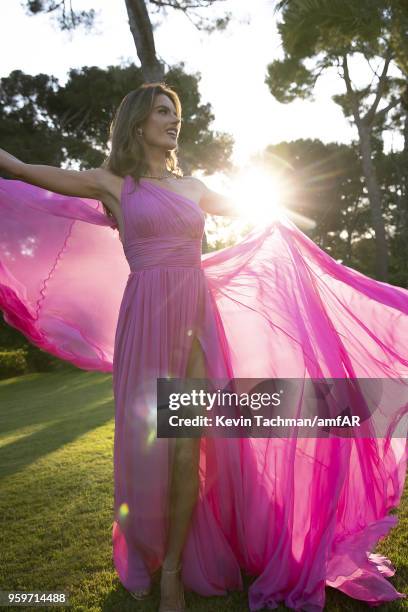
[140,93,181,151]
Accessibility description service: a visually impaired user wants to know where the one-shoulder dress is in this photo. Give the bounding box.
[0,174,408,611]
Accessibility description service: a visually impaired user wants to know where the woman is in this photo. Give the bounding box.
[0,82,408,612]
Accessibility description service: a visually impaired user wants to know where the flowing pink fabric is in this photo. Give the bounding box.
[0,175,408,611]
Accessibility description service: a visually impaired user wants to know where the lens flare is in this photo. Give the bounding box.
[118,502,129,523]
[227,165,316,231]
[146,426,157,448]
[230,166,287,225]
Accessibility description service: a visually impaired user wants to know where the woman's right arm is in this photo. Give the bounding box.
[0,147,110,200]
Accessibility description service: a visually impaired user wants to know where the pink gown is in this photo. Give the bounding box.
[0,174,408,611]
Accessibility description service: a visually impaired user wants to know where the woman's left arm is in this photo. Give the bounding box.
[194,178,240,217]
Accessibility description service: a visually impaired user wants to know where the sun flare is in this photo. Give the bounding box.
[229,166,287,225]
[196,165,316,245]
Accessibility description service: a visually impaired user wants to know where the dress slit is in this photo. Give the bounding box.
[185,333,208,378]
[0,174,407,610]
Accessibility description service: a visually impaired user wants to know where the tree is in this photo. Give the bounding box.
[23,0,231,81]
[268,0,408,281]
[0,64,233,176]
[255,140,369,263]
[380,146,408,287]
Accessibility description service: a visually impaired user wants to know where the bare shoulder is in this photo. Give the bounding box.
[183,175,208,190]
[181,176,209,202]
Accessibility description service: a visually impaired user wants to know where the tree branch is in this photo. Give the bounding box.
[342,54,361,124]
[375,97,401,122]
[149,0,225,9]
[363,55,380,80]
[148,0,229,31]
[364,48,393,125]
[182,8,202,31]
[44,1,65,14]
[26,0,94,29]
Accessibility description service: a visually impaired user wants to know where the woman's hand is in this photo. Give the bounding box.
[0,147,110,200]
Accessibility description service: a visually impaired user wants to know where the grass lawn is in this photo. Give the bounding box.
[0,368,407,611]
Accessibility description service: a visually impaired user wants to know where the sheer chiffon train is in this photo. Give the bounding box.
[0,176,407,611]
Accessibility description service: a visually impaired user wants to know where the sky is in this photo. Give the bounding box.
[1,1,404,244]
[0,0,362,164]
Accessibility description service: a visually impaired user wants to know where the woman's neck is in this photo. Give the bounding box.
[143,149,168,176]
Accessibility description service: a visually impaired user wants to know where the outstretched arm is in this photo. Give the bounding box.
[194,177,240,217]
[0,147,111,200]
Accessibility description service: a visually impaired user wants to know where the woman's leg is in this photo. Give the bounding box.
[160,335,206,607]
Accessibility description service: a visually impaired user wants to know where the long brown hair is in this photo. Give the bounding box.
[101,82,183,221]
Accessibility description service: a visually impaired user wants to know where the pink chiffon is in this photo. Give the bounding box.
[1,175,408,611]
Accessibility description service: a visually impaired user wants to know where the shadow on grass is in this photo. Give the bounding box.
[1,370,407,611]
[101,571,279,612]
[0,369,114,479]
[0,399,113,479]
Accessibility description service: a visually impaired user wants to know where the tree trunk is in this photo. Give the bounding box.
[124,0,165,82]
[402,109,408,258]
[404,110,408,153]
[357,123,389,281]
[400,111,408,229]
[345,229,352,264]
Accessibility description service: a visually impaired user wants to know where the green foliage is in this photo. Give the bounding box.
[275,0,407,59]
[380,148,408,287]
[24,345,64,373]
[270,0,408,282]
[257,139,371,262]
[266,57,317,103]
[0,316,71,377]
[0,316,28,350]
[0,71,65,166]
[0,349,28,379]
[252,136,407,285]
[267,3,407,111]
[0,63,233,174]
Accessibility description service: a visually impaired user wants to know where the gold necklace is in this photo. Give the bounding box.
[140,170,180,180]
